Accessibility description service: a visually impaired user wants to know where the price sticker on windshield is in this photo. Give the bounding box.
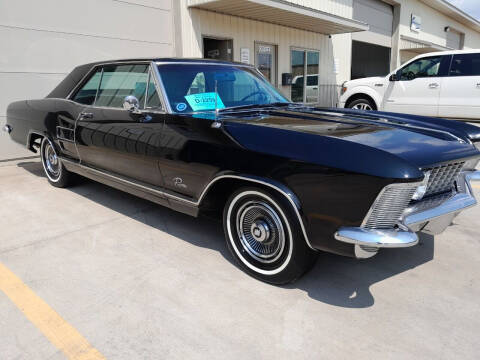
[184,92,225,111]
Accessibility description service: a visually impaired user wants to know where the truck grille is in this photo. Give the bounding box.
[423,162,465,197]
[362,183,418,229]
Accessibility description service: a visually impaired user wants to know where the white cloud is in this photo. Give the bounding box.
[446,0,480,20]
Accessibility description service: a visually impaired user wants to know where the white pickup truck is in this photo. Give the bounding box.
[339,49,480,121]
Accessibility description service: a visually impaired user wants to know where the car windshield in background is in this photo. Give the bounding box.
[157,64,288,113]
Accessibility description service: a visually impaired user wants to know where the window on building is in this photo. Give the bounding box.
[291,49,320,103]
[449,53,480,77]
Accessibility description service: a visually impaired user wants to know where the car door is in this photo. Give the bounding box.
[72,62,167,188]
[383,55,450,116]
[438,53,480,120]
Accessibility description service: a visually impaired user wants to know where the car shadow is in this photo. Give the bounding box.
[17,161,435,308]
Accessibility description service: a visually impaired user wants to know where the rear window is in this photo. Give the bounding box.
[449,53,480,77]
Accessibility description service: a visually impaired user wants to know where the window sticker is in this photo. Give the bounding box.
[184,92,225,111]
[176,102,187,112]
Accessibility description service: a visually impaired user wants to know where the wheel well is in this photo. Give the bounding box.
[28,132,44,153]
[198,178,291,220]
[345,93,377,110]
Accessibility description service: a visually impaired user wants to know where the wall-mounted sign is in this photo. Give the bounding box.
[411,14,422,32]
[240,47,250,64]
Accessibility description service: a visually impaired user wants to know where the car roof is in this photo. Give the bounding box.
[414,49,480,58]
[84,57,253,67]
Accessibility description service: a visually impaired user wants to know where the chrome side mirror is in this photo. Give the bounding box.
[123,95,141,114]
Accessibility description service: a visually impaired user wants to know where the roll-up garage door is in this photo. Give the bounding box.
[352,0,393,48]
[446,29,463,50]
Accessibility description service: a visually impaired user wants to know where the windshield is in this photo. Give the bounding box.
[157,64,288,113]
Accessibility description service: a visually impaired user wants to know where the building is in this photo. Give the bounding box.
[1,0,480,159]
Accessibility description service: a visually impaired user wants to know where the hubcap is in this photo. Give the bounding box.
[236,200,285,263]
[43,141,60,178]
[352,103,372,110]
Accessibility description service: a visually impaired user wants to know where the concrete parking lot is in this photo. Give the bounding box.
[0,158,479,360]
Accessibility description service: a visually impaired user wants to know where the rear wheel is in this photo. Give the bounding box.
[40,137,72,188]
[223,187,317,284]
[348,98,375,111]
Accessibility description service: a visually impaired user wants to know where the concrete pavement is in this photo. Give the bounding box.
[0,158,479,359]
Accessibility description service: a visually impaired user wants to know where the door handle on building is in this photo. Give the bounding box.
[429,83,439,89]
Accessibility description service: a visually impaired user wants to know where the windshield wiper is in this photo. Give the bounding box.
[219,102,292,112]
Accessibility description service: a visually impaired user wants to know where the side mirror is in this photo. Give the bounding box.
[123,95,141,114]
[389,73,399,81]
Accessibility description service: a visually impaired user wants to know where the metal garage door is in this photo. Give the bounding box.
[446,29,463,49]
[352,0,393,48]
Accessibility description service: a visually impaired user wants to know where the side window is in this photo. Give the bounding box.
[449,53,480,77]
[307,75,318,86]
[145,70,163,109]
[95,64,149,108]
[72,69,102,105]
[400,56,443,80]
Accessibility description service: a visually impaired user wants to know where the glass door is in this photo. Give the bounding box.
[255,42,277,86]
[290,49,320,103]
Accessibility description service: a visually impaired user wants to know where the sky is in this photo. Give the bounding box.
[447,0,480,21]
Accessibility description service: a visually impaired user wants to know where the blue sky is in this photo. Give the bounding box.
[447,0,480,20]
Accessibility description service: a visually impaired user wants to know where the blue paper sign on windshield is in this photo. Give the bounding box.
[184,92,225,111]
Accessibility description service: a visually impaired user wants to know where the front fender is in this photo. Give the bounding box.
[342,86,382,109]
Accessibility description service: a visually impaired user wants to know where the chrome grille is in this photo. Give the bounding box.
[363,183,418,229]
[424,162,464,197]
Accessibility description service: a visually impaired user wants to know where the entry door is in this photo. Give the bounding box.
[291,49,320,103]
[72,63,166,187]
[383,55,448,116]
[439,53,480,120]
[255,42,277,85]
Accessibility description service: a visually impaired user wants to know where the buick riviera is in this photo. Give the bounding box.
[4,58,480,284]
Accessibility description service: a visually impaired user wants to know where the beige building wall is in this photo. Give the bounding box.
[0,0,174,160]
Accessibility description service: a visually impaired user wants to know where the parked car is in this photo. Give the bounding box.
[339,49,480,121]
[4,58,480,284]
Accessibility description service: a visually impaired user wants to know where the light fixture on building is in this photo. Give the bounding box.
[444,26,450,32]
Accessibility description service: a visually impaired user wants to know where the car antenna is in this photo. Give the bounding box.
[212,79,222,129]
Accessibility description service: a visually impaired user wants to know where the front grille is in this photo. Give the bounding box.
[424,162,465,197]
[363,183,418,229]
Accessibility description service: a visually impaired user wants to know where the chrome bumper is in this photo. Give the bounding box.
[335,171,480,258]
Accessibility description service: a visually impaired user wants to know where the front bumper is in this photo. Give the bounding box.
[335,171,480,258]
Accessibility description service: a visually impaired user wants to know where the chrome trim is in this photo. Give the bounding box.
[59,158,315,250]
[151,61,173,113]
[155,61,254,68]
[335,228,419,248]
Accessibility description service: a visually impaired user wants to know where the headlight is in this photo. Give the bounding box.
[411,171,431,201]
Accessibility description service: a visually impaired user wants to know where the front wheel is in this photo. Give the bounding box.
[40,137,73,188]
[223,187,317,284]
[347,98,375,111]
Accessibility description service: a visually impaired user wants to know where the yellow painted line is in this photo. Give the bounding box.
[0,262,106,360]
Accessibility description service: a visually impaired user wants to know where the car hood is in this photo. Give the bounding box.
[345,76,386,87]
[221,106,480,179]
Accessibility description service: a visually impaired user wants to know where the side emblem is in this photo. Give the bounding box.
[173,177,187,189]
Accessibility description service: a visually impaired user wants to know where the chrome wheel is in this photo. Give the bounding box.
[237,200,285,263]
[41,139,62,182]
[352,102,373,110]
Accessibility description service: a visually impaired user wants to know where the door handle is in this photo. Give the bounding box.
[477,83,480,88]
[79,112,93,119]
[429,83,439,89]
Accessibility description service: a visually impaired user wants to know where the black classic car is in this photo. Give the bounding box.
[4,58,480,284]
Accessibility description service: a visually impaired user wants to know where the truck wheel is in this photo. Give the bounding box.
[40,137,72,188]
[348,98,375,111]
[223,187,317,284]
